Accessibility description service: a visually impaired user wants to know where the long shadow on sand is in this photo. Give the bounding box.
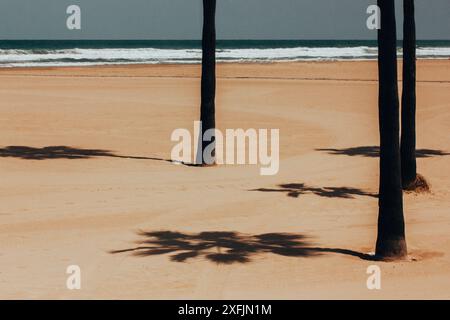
[0,145,207,167]
[110,230,377,264]
[316,146,449,158]
[0,145,175,162]
[0,145,217,167]
[251,183,377,199]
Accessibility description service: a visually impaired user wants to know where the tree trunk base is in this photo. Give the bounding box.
[403,174,430,193]
[375,238,408,261]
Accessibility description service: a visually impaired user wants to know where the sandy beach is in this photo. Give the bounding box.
[0,60,449,299]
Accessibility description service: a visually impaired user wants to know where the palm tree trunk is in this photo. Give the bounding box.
[375,0,407,259]
[200,0,217,164]
[401,0,417,188]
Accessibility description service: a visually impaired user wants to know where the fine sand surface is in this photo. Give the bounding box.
[0,61,449,299]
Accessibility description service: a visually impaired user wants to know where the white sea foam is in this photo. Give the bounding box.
[0,46,448,67]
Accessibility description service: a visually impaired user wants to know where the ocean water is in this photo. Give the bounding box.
[0,40,449,67]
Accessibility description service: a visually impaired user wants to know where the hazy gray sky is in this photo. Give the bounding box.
[0,0,449,40]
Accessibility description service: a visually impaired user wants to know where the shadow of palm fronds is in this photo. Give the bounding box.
[111,230,377,264]
[316,146,449,158]
[0,145,170,162]
[251,183,378,199]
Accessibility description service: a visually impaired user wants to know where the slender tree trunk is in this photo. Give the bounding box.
[401,0,417,188]
[375,0,407,259]
[200,0,216,164]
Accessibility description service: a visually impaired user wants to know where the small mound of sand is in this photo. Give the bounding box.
[404,174,431,193]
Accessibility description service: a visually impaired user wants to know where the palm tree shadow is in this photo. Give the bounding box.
[0,145,168,161]
[0,145,202,166]
[251,183,378,199]
[110,230,379,264]
[316,146,450,158]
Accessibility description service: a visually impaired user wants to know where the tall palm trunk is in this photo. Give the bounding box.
[375,0,407,259]
[200,0,217,164]
[401,0,417,188]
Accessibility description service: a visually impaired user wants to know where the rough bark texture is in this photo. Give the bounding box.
[375,0,408,259]
[401,0,418,189]
[200,0,217,164]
